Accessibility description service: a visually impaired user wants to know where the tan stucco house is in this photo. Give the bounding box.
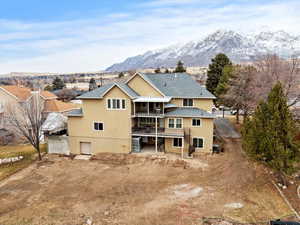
[67,73,216,156]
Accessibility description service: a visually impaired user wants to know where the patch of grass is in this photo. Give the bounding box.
[0,144,47,181]
[223,182,292,223]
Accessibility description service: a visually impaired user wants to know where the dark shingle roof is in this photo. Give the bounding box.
[139,73,215,99]
[78,83,139,99]
[67,108,83,117]
[165,107,215,118]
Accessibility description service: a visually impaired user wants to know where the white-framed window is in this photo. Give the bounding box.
[192,118,201,127]
[193,138,204,148]
[173,138,183,148]
[183,99,193,107]
[94,122,104,131]
[107,99,126,110]
[168,118,182,129]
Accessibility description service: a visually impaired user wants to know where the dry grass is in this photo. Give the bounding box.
[0,144,47,181]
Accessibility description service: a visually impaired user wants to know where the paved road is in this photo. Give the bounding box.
[214,118,241,138]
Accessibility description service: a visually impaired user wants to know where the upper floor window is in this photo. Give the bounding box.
[183,99,193,107]
[168,118,182,129]
[107,99,126,110]
[94,122,104,131]
[192,118,201,127]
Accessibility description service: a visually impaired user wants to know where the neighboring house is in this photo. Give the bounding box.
[67,73,215,156]
[0,85,78,129]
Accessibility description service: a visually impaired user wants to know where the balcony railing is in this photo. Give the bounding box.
[132,127,184,137]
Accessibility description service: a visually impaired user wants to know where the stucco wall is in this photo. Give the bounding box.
[68,86,132,154]
[164,117,214,154]
[48,135,70,155]
[127,75,163,97]
[170,98,213,112]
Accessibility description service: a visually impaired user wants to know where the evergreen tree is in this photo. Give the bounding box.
[174,61,186,73]
[165,68,170,73]
[215,65,234,104]
[206,53,232,95]
[242,82,300,174]
[154,68,161,73]
[89,78,97,91]
[52,77,65,90]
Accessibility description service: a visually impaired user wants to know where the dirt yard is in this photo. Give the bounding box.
[0,139,294,225]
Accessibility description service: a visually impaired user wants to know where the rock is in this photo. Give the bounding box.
[104,211,109,216]
[282,185,287,189]
[224,202,244,209]
[86,218,93,225]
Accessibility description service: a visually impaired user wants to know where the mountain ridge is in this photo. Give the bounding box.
[106,29,300,72]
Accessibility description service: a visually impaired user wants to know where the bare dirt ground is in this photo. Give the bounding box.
[0,139,294,225]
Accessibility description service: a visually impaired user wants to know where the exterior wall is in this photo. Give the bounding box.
[68,86,132,154]
[47,135,70,155]
[0,88,19,129]
[127,75,163,97]
[170,98,213,112]
[164,117,214,154]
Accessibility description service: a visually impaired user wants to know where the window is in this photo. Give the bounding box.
[168,118,182,128]
[183,99,193,107]
[192,118,201,127]
[176,118,182,128]
[94,122,104,131]
[193,138,204,148]
[168,118,175,128]
[107,99,126,110]
[173,138,183,148]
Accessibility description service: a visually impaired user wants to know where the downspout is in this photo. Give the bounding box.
[155,116,158,153]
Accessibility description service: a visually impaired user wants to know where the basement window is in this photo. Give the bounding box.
[193,138,204,148]
[173,138,183,148]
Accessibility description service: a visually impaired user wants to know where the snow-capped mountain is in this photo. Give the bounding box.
[106,30,300,72]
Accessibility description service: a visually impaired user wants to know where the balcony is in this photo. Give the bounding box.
[132,100,168,118]
[132,127,184,138]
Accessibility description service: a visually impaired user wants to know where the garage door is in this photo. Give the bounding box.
[80,142,92,155]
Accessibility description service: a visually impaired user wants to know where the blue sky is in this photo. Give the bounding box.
[0,0,299,73]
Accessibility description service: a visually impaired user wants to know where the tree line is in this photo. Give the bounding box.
[206,53,300,175]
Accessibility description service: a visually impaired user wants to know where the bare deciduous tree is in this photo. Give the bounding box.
[222,65,257,123]
[6,94,44,160]
[254,54,300,107]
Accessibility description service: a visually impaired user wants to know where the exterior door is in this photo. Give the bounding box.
[80,142,92,155]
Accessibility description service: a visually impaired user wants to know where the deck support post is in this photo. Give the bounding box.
[147,102,150,115]
[155,117,158,153]
[181,137,184,159]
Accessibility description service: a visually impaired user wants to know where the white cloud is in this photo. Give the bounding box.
[0,0,300,73]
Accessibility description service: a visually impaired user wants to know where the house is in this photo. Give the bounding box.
[67,73,215,156]
[0,85,78,128]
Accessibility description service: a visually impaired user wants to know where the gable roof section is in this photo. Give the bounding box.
[136,73,215,99]
[165,107,215,118]
[78,82,139,100]
[126,73,166,96]
[0,85,32,101]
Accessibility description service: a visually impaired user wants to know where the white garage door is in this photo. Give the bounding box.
[80,142,92,155]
